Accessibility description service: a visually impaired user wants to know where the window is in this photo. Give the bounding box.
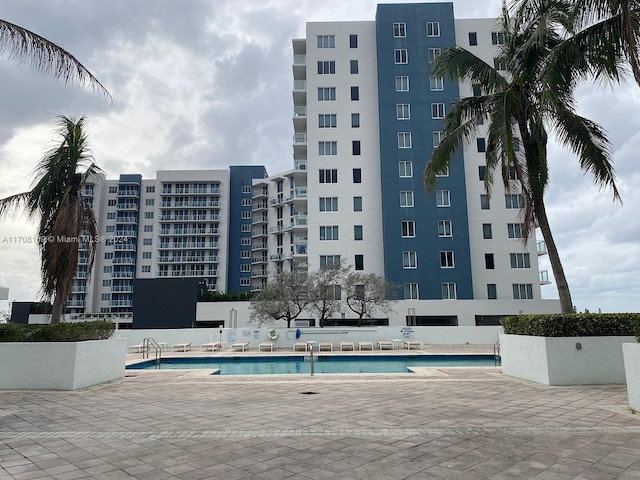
[494,57,507,70]
[350,60,358,74]
[354,225,363,240]
[240,250,251,259]
[438,220,452,237]
[319,169,338,183]
[143,238,152,245]
[146,186,155,193]
[318,87,336,101]
[108,199,116,206]
[440,251,454,268]
[317,61,335,74]
[104,252,113,260]
[442,283,456,299]
[241,224,251,232]
[395,75,409,91]
[350,86,359,100]
[396,104,410,119]
[510,253,531,269]
[480,194,490,210]
[351,113,360,128]
[353,196,362,211]
[107,212,116,219]
[320,255,341,270]
[513,283,534,300]
[319,197,338,212]
[428,48,441,63]
[317,35,335,48]
[144,212,153,219]
[400,190,414,207]
[319,141,337,156]
[398,161,413,178]
[508,166,517,180]
[487,284,497,300]
[505,194,525,209]
[241,198,251,207]
[242,185,252,194]
[393,22,406,37]
[352,168,362,183]
[485,253,495,269]
[394,49,408,64]
[106,225,115,232]
[404,283,419,300]
[402,251,417,268]
[355,254,364,271]
[102,279,111,287]
[469,32,477,45]
[101,293,111,301]
[398,132,412,148]
[318,114,337,128]
[432,103,445,119]
[492,31,505,45]
[145,198,154,206]
[142,252,152,259]
[429,76,443,91]
[477,138,486,152]
[320,226,339,240]
[478,165,486,181]
[350,34,358,48]
[433,131,443,147]
[508,223,525,238]
[401,220,415,237]
[103,266,112,273]
[352,141,361,155]
[426,22,440,37]
[240,264,251,273]
[482,223,493,239]
[436,190,450,207]
[144,225,153,232]
[241,211,251,219]
[108,186,117,194]
[241,237,251,245]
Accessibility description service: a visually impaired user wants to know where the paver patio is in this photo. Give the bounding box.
[1,348,639,479]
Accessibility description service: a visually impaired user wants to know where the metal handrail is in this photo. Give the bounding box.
[142,337,162,367]
[493,337,501,366]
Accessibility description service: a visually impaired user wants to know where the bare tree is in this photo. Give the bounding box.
[249,271,311,328]
[307,264,347,326]
[343,272,398,325]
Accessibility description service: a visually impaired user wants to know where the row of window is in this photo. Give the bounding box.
[317,86,360,101]
[318,196,363,212]
[403,282,533,300]
[318,168,362,183]
[316,34,358,49]
[468,31,505,47]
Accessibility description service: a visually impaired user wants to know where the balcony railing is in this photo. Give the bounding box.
[293,106,307,117]
[293,54,306,65]
[537,240,548,255]
[293,133,307,144]
[539,270,551,285]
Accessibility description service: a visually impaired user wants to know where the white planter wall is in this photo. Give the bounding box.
[500,334,635,386]
[623,343,640,411]
[0,338,127,390]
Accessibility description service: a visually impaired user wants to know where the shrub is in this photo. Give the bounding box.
[0,321,114,342]
[635,316,640,342]
[500,313,639,337]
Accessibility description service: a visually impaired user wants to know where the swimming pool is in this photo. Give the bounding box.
[127,354,499,375]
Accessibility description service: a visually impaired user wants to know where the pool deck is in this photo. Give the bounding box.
[1,345,639,479]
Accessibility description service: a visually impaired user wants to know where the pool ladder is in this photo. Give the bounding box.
[142,337,162,367]
[493,337,501,366]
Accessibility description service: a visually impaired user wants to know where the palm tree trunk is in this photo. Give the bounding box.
[50,285,65,324]
[533,195,573,313]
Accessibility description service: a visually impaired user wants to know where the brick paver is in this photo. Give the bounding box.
[1,358,639,479]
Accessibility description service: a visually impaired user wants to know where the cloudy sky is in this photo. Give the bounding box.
[0,0,638,314]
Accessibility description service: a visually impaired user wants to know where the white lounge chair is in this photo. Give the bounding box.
[340,342,355,351]
[200,342,224,352]
[318,341,333,352]
[377,340,394,350]
[358,341,374,351]
[293,342,307,352]
[231,341,250,352]
[403,339,423,350]
[128,343,145,353]
[258,342,274,352]
[172,342,192,352]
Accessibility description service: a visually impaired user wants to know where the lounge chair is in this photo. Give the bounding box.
[200,342,223,352]
[293,342,307,352]
[403,339,423,350]
[258,342,274,352]
[377,340,394,350]
[231,341,250,352]
[340,342,355,351]
[172,342,192,352]
[358,341,374,351]
[318,341,333,352]
[128,343,146,353]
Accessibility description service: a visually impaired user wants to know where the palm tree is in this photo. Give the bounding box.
[0,116,102,323]
[423,1,621,313]
[0,19,111,99]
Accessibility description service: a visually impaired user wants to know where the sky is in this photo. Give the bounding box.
[0,0,639,315]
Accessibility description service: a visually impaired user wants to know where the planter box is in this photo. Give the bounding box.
[623,343,640,410]
[500,334,635,386]
[0,338,127,390]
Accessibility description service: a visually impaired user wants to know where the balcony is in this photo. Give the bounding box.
[539,270,552,285]
[66,300,86,308]
[71,286,86,294]
[114,243,136,251]
[252,215,269,225]
[252,201,269,212]
[111,285,134,293]
[251,256,268,264]
[294,160,307,171]
[115,215,138,224]
[252,188,269,199]
[112,271,134,278]
[251,243,268,251]
[116,203,138,210]
[109,300,133,307]
[293,133,307,144]
[116,190,138,198]
[112,257,135,264]
[537,240,548,256]
[251,271,268,278]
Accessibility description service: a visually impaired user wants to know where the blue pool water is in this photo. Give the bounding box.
[127,354,499,375]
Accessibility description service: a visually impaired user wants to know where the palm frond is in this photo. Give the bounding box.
[0,19,111,101]
[432,47,508,94]
[0,192,33,218]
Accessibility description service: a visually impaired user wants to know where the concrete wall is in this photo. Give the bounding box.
[501,334,636,385]
[623,343,640,411]
[0,338,127,390]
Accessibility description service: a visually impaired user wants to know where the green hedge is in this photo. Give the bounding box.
[0,321,115,342]
[500,313,639,337]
